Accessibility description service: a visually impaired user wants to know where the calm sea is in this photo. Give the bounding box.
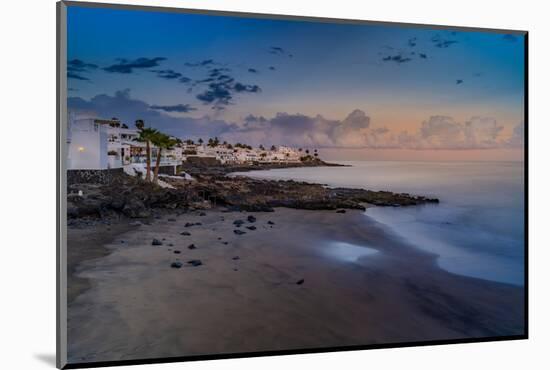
[231,161,525,286]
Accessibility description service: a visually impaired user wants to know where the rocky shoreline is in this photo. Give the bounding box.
[67,162,439,222]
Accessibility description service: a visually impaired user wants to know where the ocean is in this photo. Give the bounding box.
[231,161,525,286]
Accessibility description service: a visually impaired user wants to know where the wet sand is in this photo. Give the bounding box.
[67,208,525,364]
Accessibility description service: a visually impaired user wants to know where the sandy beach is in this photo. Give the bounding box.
[67,207,524,363]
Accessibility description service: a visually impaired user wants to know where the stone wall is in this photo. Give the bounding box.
[67,168,124,185]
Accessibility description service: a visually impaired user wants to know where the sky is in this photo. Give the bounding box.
[66,5,526,161]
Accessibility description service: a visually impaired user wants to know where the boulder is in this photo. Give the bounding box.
[171,261,183,268]
[233,230,246,235]
[152,239,163,246]
[187,259,203,267]
[247,215,257,223]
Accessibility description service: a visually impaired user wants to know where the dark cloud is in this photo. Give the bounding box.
[150,104,196,113]
[179,76,192,84]
[269,46,292,57]
[248,68,258,73]
[151,69,182,80]
[184,59,215,67]
[68,59,98,80]
[234,83,261,93]
[382,54,412,64]
[419,53,428,59]
[503,34,518,43]
[68,72,90,81]
[269,66,276,71]
[408,37,417,47]
[67,89,237,138]
[456,79,463,84]
[473,72,482,77]
[103,57,166,74]
[194,66,262,108]
[196,83,233,106]
[431,34,459,48]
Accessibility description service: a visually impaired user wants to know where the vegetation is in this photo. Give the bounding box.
[134,120,159,182]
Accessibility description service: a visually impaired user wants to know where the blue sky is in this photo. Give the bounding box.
[67,5,525,159]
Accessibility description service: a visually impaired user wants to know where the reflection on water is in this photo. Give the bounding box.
[232,161,525,286]
[324,241,378,263]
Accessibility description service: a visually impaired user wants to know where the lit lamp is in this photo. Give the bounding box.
[78,146,85,152]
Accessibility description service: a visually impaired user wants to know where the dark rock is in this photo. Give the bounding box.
[187,259,202,267]
[296,279,305,285]
[184,222,195,227]
[222,242,229,245]
[195,222,202,226]
[188,244,197,250]
[233,230,246,235]
[180,231,191,236]
[152,239,163,246]
[171,261,183,268]
[199,212,206,216]
[232,256,240,260]
[168,243,174,247]
[247,215,257,223]
[246,226,257,231]
[217,237,222,240]
[122,199,150,218]
[174,250,181,254]
[233,220,245,227]
[267,221,275,225]
[336,209,346,213]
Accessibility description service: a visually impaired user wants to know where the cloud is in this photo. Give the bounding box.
[103,57,166,74]
[396,115,507,149]
[408,37,417,47]
[431,34,459,48]
[150,104,196,113]
[269,46,292,57]
[248,68,258,73]
[68,72,90,81]
[269,66,276,71]
[382,54,412,63]
[456,79,464,84]
[151,69,182,79]
[179,77,192,84]
[196,78,261,108]
[221,110,381,148]
[67,91,522,150]
[68,89,236,138]
[184,59,215,67]
[224,112,518,150]
[419,53,428,59]
[68,59,98,80]
[503,34,518,43]
[506,122,524,147]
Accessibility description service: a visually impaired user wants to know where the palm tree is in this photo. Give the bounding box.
[270,145,276,151]
[151,133,178,184]
[135,119,145,130]
[134,127,158,182]
[198,138,204,145]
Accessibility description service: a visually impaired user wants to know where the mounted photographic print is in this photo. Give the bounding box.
[56,1,527,368]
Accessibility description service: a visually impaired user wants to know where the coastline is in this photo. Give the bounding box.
[67,207,524,363]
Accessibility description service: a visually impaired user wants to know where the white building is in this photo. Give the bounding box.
[67,114,110,170]
[67,114,183,170]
